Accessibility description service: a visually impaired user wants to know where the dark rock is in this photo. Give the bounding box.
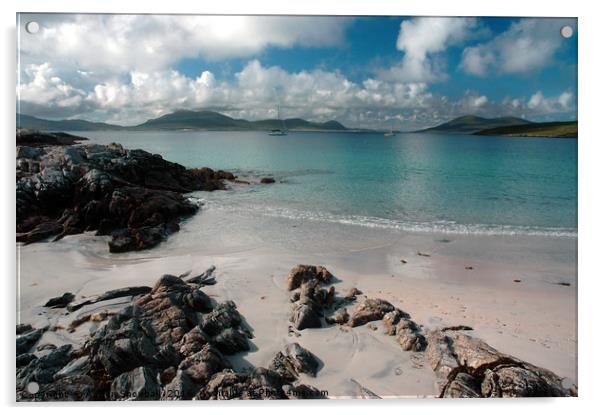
[200,301,243,336]
[16,138,234,253]
[44,292,75,308]
[282,384,326,399]
[16,345,73,389]
[287,265,333,291]
[197,370,249,400]
[177,344,230,384]
[16,327,45,355]
[16,353,37,368]
[37,343,58,351]
[162,370,197,400]
[348,298,395,327]
[290,301,322,330]
[213,328,250,355]
[16,220,63,244]
[67,285,152,312]
[110,366,161,401]
[443,373,481,398]
[178,326,210,357]
[260,177,276,184]
[268,343,320,381]
[16,323,33,335]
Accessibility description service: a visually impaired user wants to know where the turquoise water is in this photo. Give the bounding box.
[79,131,577,237]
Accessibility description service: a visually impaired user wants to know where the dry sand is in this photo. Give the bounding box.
[17,208,577,398]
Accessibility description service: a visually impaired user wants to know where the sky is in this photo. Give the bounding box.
[17,14,577,130]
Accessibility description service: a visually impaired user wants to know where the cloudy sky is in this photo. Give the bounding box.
[17,14,577,129]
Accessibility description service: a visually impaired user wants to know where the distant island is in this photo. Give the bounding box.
[16,110,350,132]
[417,115,577,138]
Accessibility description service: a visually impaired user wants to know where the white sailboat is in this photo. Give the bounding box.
[384,122,395,137]
[268,105,288,136]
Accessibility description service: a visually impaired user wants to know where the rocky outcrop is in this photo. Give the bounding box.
[287,265,333,291]
[288,274,335,330]
[425,330,571,397]
[17,271,323,401]
[348,298,395,327]
[16,137,235,252]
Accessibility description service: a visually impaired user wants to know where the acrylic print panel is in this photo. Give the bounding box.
[16,13,577,401]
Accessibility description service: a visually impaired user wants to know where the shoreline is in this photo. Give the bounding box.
[17,206,577,397]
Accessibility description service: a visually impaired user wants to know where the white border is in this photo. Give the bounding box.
[2,1,600,414]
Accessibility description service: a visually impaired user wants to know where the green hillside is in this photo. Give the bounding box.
[474,121,577,138]
[419,115,532,134]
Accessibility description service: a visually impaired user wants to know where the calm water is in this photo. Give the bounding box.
[78,130,578,237]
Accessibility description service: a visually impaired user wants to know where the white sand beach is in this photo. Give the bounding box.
[17,207,577,398]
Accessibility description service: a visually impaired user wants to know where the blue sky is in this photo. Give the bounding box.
[17,14,577,129]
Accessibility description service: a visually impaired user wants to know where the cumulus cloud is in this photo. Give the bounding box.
[16,15,576,129]
[19,14,352,73]
[460,18,575,76]
[380,17,481,82]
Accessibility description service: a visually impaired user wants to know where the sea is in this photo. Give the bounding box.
[77,130,578,238]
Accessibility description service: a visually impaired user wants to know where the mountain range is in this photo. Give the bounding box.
[16,111,348,132]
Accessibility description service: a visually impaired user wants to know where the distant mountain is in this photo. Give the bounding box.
[134,110,348,131]
[17,111,348,132]
[474,121,577,138]
[17,114,124,131]
[418,115,532,134]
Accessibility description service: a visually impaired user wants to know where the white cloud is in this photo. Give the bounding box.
[380,17,480,82]
[460,18,575,76]
[20,14,352,73]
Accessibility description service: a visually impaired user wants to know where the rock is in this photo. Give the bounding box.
[425,330,570,397]
[178,326,210,357]
[197,370,249,400]
[287,265,333,291]
[67,285,152,311]
[260,177,276,184]
[110,366,162,401]
[16,220,63,244]
[16,138,234,253]
[243,367,286,400]
[54,356,91,379]
[200,301,243,336]
[282,384,326,399]
[382,309,411,335]
[481,364,568,397]
[290,302,322,330]
[178,344,230,384]
[268,343,320,381]
[16,323,33,335]
[37,343,58,351]
[325,307,349,325]
[16,353,37,368]
[213,328,250,355]
[44,292,75,308]
[348,298,395,327]
[344,287,362,301]
[16,345,73,389]
[395,319,426,351]
[162,370,197,400]
[16,327,45,355]
[443,373,481,398]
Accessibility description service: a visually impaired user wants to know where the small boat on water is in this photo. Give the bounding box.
[384,125,395,137]
[268,105,288,136]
